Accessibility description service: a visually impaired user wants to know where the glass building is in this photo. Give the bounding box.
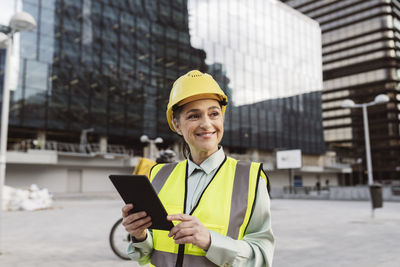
[1,0,325,158]
[282,0,400,183]
[189,0,324,154]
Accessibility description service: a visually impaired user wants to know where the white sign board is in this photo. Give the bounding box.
[276,149,302,169]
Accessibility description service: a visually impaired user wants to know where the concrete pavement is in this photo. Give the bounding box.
[272,199,400,267]
[0,197,139,267]
[1,196,399,266]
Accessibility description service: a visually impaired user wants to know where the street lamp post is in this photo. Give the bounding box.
[140,135,163,161]
[341,94,389,216]
[341,94,389,185]
[0,11,36,255]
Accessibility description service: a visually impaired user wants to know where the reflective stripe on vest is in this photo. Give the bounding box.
[152,162,178,194]
[149,157,267,267]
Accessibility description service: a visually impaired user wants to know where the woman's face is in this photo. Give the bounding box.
[174,99,224,157]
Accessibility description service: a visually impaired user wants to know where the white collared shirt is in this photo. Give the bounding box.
[185,147,225,213]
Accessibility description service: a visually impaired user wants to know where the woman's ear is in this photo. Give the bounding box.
[173,118,182,135]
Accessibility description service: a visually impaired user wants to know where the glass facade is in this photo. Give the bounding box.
[6,0,208,146]
[1,0,325,155]
[188,0,324,153]
[282,0,400,182]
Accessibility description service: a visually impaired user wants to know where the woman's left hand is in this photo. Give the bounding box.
[167,214,211,251]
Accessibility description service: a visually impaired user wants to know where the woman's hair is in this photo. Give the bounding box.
[172,104,191,158]
[172,100,224,159]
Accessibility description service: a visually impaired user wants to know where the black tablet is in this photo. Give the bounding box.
[109,174,174,231]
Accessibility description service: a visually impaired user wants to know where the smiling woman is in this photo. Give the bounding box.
[173,99,224,164]
[121,70,275,267]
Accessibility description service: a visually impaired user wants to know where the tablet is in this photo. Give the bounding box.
[109,174,174,231]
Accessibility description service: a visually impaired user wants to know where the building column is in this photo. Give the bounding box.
[36,131,46,150]
[249,149,259,162]
[99,136,107,153]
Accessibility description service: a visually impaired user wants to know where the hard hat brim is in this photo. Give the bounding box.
[176,93,223,107]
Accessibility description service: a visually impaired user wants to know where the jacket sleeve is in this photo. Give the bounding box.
[127,229,154,265]
[205,178,275,266]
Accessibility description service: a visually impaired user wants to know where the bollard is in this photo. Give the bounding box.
[369,183,383,209]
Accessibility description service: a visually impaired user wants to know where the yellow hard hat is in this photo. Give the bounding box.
[166,70,228,132]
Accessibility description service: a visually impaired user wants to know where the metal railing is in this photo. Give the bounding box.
[283,186,330,195]
[11,140,134,156]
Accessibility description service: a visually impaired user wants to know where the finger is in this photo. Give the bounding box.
[124,216,151,232]
[175,221,194,229]
[173,227,194,240]
[174,235,194,245]
[127,215,151,229]
[122,203,133,213]
[130,221,152,237]
[122,204,134,217]
[128,211,147,224]
[123,211,147,225]
[167,214,192,222]
[168,221,193,237]
[122,204,135,217]
[135,221,152,235]
[125,216,152,232]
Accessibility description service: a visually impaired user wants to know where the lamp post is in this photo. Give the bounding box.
[0,11,36,254]
[140,135,163,161]
[341,94,389,185]
[341,94,389,216]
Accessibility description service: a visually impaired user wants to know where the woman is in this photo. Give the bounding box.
[122,70,275,266]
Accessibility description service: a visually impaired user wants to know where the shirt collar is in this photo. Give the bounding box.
[187,147,225,176]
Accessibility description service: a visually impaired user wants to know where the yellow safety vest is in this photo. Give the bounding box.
[148,156,268,267]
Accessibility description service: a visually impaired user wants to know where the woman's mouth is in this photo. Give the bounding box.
[196,131,215,137]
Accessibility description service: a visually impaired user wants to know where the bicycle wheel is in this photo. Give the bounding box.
[109,218,131,260]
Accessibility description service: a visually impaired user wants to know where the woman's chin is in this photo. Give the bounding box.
[197,144,219,154]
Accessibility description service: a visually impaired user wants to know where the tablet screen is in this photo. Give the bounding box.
[109,174,174,231]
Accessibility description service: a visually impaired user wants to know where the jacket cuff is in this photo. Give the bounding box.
[205,230,239,266]
[131,229,153,250]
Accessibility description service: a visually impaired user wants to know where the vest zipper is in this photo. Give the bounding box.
[175,244,185,267]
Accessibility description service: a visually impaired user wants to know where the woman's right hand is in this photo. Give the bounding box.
[122,204,152,242]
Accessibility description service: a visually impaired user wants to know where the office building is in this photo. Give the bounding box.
[0,0,343,193]
[282,0,400,184]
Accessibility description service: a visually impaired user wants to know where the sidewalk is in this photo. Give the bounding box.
[1,197,399,266]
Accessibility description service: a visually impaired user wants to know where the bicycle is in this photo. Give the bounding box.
[109,150,176,260]
[109,217,131,260]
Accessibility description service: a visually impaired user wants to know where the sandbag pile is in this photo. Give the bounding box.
[2,184,53,211]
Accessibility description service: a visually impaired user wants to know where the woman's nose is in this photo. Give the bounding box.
[199,115,212,128]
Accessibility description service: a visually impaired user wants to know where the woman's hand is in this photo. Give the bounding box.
[167,214,211,250]
[121,204,152,242]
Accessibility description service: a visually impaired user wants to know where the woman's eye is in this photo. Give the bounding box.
[188,114,199,119]
[210,112,220,117]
